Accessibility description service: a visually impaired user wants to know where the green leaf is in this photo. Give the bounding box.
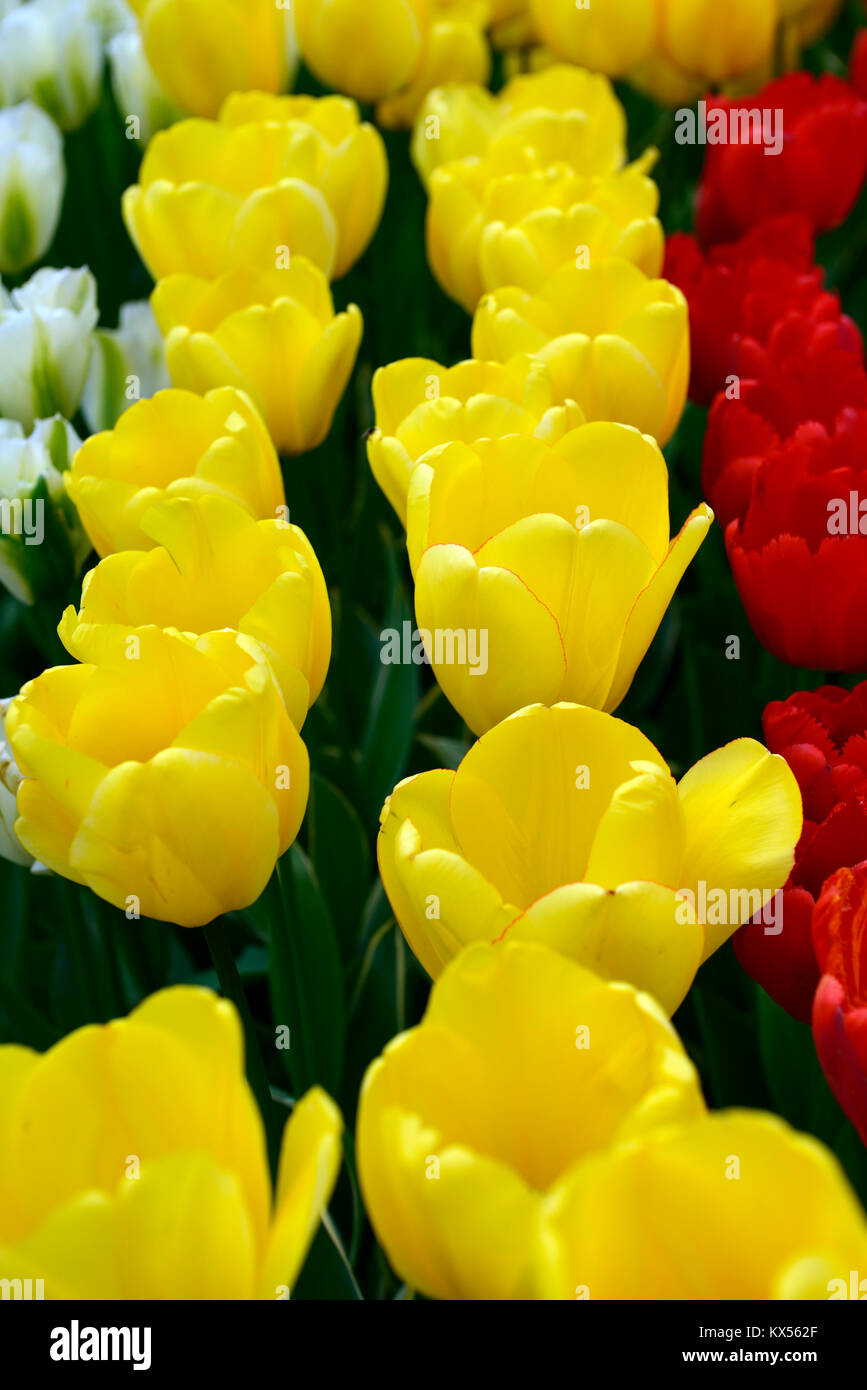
[267,846,346,1097]
[757,990,846,1143]
[308,773,371,962]
[357,528,419,821]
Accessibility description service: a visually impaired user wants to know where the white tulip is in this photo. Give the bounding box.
[0,1,104,131]
[0,267,98,431]
[0,103,65,277]
[82,299,170,432]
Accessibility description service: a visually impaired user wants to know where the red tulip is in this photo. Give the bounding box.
[702,315,867,531]
[664,216,852,406]
[697,74,867,244]
[734,684,867,1021]
[812,864,867,1145]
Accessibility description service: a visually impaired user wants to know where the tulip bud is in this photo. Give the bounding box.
[0,416,90,605]
[129,0,293,119]
[82,300,170,433]
[0,103,65,276]
[294,0,431,104]
[0,1,104,132]
[107,27,183,145]
[0,267,98,432]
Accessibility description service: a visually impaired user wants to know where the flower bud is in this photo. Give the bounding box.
[0,0,104,132]
[0,103,65,276]
[0,267,98,431]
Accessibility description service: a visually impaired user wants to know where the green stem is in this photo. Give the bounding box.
[203,917,281,1180]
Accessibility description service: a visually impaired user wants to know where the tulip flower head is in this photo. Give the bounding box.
[123,93,388,281]
[59,492,332,715]
[7,628,310,926]
[735,682,867,1021]
[0,0,104,131]
[0,103,65,277]
[358,941,865,1298]
[367,353,585,524]
[472,259,689,444]
[151,261,363,456]
[378,702,802,1011]
[0,986,342,1296]
[427,161,663,313]
[66,386,286,558]
[0,267,98,433]
[404,426,710,731]
[411,64,626,187]
[126,0,295,119]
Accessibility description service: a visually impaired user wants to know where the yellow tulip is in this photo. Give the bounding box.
[377,13,491,130]
[357,939,698,1299]
[127,0,291,119]
[529,0,655,78]
[58,494,331,715]
[472,258,689,444]
[659,0,777,85]
[629,51,705,108]
[428,162,663,313]
[6,628,310,927]
[65,387,285,559]
[367,353,585,523]
[123,94,387,282]
[412,64,626,187]
[377,702,801,1007]
[405,427,710,736]
[0,986,342,1297]
[549,1110,867,1299]
[294,0,431,103]
[358,943,865,1300]
[219,93,389,279]
[151,262,363,456]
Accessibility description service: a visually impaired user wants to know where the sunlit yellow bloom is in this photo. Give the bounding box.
[529,0,655,78]
[127,0,292,119]
[58,494,331,714]
[0,986,342,1297]
[378,704,800,1006]
[152,262,362,456]
[294,0,431,103]
[359,942,865,1300]
[412,64,626,186]
[218,93,388,278]
[378,13,491,130]
[406,426,709,736]
[548,1109,867,1299]
[123,94,387,282]
[368,353,584,523]
[66,387,285,560]
[7,629,310,927]
[428,162,662,313]
[472,259,689,444]
[659,0,776,86]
